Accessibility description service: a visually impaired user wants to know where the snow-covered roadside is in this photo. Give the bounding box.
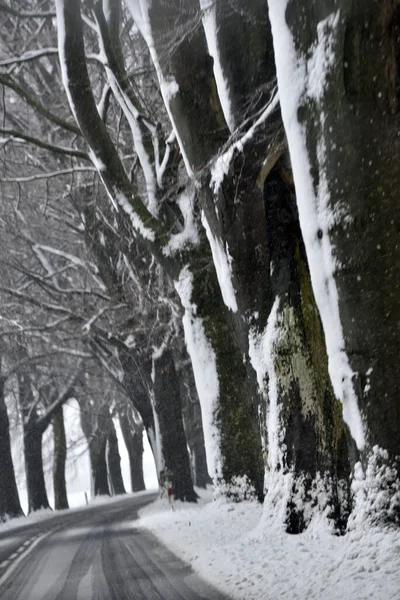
[137,489,400,600]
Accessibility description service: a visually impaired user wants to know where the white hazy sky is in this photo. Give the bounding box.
[10,399,158,514]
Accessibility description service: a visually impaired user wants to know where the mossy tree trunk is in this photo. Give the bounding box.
[134,0,266,497]
[263,166,352,531]
[52,406,69,510]
[271,0,400,524]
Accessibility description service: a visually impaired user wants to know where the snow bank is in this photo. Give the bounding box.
[137,490,400,600]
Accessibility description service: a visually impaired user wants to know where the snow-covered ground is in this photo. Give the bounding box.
[137,489,400,600]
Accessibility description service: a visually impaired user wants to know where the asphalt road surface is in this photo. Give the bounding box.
[0,493,227,600]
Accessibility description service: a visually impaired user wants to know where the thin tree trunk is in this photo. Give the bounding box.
[152,348,197,502]
[118,347,161,476]
[0,374,23,520]
[79,400,111,497]
[89,436,110,497]
[177,352,212,488]
[107,418,126,496]
[24,423,50,512]
[119,412,145,492]
[17,364,50,513]
[52,406,69,510]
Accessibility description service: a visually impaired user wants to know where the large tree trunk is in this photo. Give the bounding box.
[262,166,352,532]
[268,0,400,525]
[107,418,126,496]
[0,374,23,520]
[52,406,69,510]
[176,250,265,499]
[152,348,197,502]
[128,2,266,496]
[119,412,145,493]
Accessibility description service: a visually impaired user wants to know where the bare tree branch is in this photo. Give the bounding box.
[0,3,56,19]
[0,128,90,160]
[0,74,81,135]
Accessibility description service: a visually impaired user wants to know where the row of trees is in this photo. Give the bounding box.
[0,0,398,532]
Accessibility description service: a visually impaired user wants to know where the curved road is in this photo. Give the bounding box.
[0,493,227,600]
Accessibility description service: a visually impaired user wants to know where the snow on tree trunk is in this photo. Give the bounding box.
[176,258,264,499]
[107,418,126,496]
[268,0,400,525]
[52,406,69,510]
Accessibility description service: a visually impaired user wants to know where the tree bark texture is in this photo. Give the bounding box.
[264,166,352,531]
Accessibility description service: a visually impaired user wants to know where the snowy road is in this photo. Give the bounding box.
[0,494,226,600]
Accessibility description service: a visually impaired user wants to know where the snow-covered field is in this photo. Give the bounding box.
[137,489,400,600]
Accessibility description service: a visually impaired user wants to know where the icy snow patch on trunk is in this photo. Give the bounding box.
[114,190,155,241]
[200,0,234,131]
[267,3,365,449]
[175,266,221,479]
[149,387,164,478]
[147,425,161,479]
[163,188,199,256]
[248,297,282,471]
[201,212,237,312]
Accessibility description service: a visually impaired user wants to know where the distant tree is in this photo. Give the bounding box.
[0,356,23,520]
[52,405,69,510]
[118,405,145,492]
